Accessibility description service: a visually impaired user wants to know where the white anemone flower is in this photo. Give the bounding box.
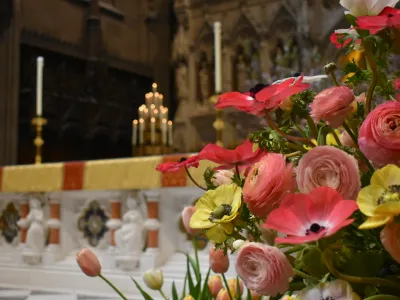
[298,280,360,300]
[272,75,328,85]
[340,0,399,16]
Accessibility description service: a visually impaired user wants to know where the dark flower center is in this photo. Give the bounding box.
[377,185,400,205]
[209,204,232,221]
[248,83,269,97]
[293,72,301,77]
[305,223,325,235]
[388,14,394,17]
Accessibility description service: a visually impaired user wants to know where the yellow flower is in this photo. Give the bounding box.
[190,184,242,243]
[303,130,340,151]
[357,164,400,229]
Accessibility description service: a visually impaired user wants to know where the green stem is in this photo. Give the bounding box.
[306,115,318,139]
[159,289,168,300]
[288,282,306,291]
[294,269,317,282]
[342,121,374,173]
[322,250,400,291]
[185,166,207,191]
[330,72,340,87]
[284,245,305,255]
[329,127,342,146]
[286,142,307,152]
[192,237,200,272]
[99,274,128,300]
[265,111,316,147]
[285,151,301,158]
[364,296,400,300]
[235,163,241,181]
[364,41,379,115]
[222,273,233,300]
[293,122,308,138]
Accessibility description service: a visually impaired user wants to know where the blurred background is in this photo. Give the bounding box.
[0,0,366,166]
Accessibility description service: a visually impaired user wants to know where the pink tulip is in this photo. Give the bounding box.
[358,101,400,167]
[381,222,400,263]
[310,86,354,128]
[235,242,293,296]
[181,206,200,236]
[339,131,355,147]
[208,275,223,297]
[76,248,101,277]
[209,247,230,274]
[296,146,360,200]
[243,153,296,218]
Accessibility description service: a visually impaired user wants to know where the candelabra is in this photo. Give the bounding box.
[132,83,174,156]
[31,116,47,164]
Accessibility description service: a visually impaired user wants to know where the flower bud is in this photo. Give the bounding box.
[228,278,244,297]
[182,206,201,236]
[143,269,164,290]
[216,289,230,300]
[232,239,246,250]
[211,170,234,186]
[209,247,230,273]
[208,275,223,297]
[183,295,195,300]
[76,248,101,277]
[324,62,337,74]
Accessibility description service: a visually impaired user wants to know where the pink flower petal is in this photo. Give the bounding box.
[264,208,307,236]
[306,187,343,222]
[327,200,358,226]
[275,230,327,245]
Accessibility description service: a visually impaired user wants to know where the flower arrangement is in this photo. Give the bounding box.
[76,0,400,299]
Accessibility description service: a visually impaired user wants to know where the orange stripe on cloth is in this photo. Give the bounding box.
[63,162,85,190]
[161,155,187,187]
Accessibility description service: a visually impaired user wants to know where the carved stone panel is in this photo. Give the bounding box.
[0,202,20,244]
[78,200,109,247]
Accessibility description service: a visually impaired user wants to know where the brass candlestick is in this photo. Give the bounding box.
[31,116,47,164]
[209,94,224,147]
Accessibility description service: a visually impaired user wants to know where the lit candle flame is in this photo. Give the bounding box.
[151,117,156,123]
[133,120,138,124]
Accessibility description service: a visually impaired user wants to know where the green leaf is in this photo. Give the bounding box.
[317,125,329,146]
[236,277,241,300]
[198,268,211,300]
[181,274,187,299]
[343,251,384,277]
[246,288,252,300]
[171,282,179,300]
[130,278,154,300]
[300,247,329,278]
[345,14,358,27]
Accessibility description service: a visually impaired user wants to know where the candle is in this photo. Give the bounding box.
[144,107,149,120]
[168,120,173,146]
[154,92,160,108]
[213,22,222,93]
[159,94,163,107]
[161,118,167,145]
[145,94,150,108]
[139,118,144,144]
[148,92,153,106]
[152,83,157,93]
[132,120,138,145]
[36,57,44,116]
[150,117,156,144]
[139,106,144,119]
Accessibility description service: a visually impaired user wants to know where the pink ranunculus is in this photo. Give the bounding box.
[235,242,293,296]
[264,187,359,244]
[243,153,297,219]
[358,101,400,167]
[310,86,354,128]
[209,247,230,274]
[381,222,400,263]
[181,206,200,236]
[208,275,223,297]
[297,146,361,200]
[211,170,234,186]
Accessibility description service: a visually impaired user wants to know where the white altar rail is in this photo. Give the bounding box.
[0,187,239,299]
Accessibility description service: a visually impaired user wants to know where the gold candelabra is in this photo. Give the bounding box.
[31,116,47,164]
[209,94,224,147]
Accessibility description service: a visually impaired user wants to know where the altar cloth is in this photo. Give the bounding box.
[0,155,216,192]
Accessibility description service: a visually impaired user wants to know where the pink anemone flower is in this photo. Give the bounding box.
[356,7,400,34]
[264,187,358,244]
[216,76,310,115]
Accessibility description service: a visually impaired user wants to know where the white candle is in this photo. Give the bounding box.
[139,118,144,144]
[152,83,157,93]
[213,22,222,93]
[145,94,150,108]
[132,120,138,145]
[161,118,167,145]
[168,120,173,146]
[150,117,156,144]
[148,92,153,106]
[139,106,144,119]
[36,57,44,116]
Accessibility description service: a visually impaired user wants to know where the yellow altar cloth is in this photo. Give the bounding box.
[0,155,216,193]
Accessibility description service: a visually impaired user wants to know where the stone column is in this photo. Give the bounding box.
[142,191,161,270]
[0,0,21,165]
[18,199,29,248]
[44,196,61,264]
[106,199,122,251]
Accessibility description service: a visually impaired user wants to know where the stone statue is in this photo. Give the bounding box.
[198,61,210,102]
[25,198,46,254]
[236,55,248,92]
[176,63,188,101]
[115,197,144,257]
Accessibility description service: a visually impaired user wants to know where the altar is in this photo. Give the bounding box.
[0,155,238,299]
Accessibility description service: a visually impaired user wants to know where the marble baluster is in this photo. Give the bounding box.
[106,199,122,251]
[44,196,62,264]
